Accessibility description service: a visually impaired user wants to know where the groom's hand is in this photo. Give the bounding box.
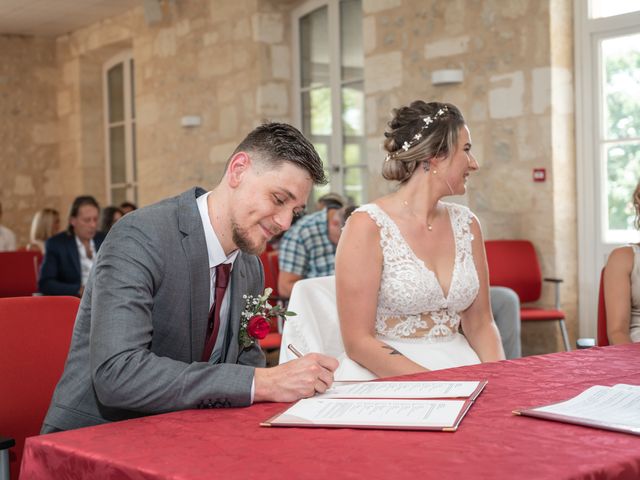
[253,353,339,403]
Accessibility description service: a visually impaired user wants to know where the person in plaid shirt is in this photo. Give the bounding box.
[278,205,355,298]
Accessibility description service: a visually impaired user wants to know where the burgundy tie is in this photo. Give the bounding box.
[201,263,231,362]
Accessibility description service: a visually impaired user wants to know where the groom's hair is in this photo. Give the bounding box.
[227,122,327,185]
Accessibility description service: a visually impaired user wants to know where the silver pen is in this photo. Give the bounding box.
[287,344,303,358]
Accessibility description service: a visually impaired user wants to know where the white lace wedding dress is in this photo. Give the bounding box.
[336,202,481,380]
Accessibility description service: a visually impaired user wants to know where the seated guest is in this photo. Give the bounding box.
[335,101,505,379]
[490,286,521,359]
[41,123,337,433]
[278,205,355,298]
[0,201,16,252]
[119,201,137,214]
[38,196,105,297]
[316,192,345,211]
[100,205,123,234]
[27,208,60,253]
[268,193,344,252]
[603,179,640,344]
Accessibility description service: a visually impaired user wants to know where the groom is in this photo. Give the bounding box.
[42,123,339,433]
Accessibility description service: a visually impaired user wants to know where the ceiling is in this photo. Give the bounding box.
[0,0,139,37]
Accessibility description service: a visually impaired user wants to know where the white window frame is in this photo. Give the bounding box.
[575,3,640,337]
[292,0,366,204]
[103,51,137,206]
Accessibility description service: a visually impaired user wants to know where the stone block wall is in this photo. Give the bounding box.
[1,0,293,242]
[56,0,292,206]
[0,36,59,245]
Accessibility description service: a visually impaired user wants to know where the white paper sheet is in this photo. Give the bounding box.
[533,384,640,430]
[282,398,467,427]
[317,381,481,399]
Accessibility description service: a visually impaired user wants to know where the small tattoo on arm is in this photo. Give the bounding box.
[382,345,403,356]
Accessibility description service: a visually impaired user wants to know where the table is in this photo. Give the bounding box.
[20,344,640,479]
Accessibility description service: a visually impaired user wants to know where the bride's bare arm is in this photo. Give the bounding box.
[335,212,428,377]
[460,216,506,362]
[603,247,633,344]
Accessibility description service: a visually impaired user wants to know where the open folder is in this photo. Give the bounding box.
[261,380,487,431]
[513,384,640,436]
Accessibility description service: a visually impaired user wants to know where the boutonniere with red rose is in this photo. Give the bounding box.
[239,288,296,349]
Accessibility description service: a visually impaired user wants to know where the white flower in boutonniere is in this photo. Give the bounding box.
[239,288,296,349]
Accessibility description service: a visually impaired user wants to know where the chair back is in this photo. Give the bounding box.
[258,251,284,343]
[597,268,609,347]
[267,251,280,297]
[279,276,344,363]
[0,296,79,480]
[484,240,542,303]
[0,251,42,297]
[259,251,281,298]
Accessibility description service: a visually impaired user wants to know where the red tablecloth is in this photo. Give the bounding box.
[20,344,640,480]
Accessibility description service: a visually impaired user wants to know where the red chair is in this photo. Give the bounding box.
[0,251,43,297]
[259,251,277,296]
[258,251,283,350]
[597,268,609,347]
[485,240,570,351]
[0,296,80,480]
[259,327,283,351]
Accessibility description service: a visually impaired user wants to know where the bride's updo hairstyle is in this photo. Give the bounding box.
[382,101,465,183]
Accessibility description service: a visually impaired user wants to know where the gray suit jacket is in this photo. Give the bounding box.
[42,187,266,432]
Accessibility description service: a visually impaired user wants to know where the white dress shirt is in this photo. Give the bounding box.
[74,236,96,286]
[197,193,257,401]
[0,224,16,252]
[196,192,240,364]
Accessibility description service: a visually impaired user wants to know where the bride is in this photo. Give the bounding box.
[335,100,505,380]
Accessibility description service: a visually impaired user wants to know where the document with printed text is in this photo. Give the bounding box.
[317,380,484,399]
[514,384,640,436]
[261,380,487,431]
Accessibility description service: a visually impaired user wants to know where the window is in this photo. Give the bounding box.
[104,52,137,206]
[294,0,365,206]
[600,33,640,242]
[575,3,640,335]
[590,0,640,19]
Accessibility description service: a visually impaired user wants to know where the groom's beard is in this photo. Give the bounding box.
[231,221,281,256]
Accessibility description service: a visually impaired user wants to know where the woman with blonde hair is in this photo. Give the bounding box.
[28,208,60,253]
[603,180,640,344]
[335,100,504,379]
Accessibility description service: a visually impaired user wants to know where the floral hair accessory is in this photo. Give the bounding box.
[239,288,296,349]
[384,105,449,162]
